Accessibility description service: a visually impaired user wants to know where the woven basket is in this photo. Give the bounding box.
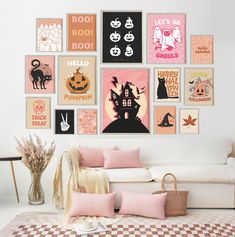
[153,173,188,217]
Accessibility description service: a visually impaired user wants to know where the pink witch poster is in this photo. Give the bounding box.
[102,69,149,133]
[147,13,186,64]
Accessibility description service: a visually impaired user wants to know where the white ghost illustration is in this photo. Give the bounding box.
[172,26,182,42]
[153,27,162,44]
[160,29,176,51]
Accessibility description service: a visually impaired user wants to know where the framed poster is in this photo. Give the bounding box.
[185,68,214,106]
[58,56,96,105]
[147,13,186,64]
[68,14,96,51]
[25,55,55,94]
[154,106,176,135]
[102,11,142,63]
[26,97,51,129]
[77,109,97,135]
[55,109,74,134]
[36,18,63,52]
[102,68,149,133]
[179,108,199,134]
[191,35,213,64]
[154,68,180,102]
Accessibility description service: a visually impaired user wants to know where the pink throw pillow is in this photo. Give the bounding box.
[69,192,116,217]
[103,148,142,169]
[119,190,167,219]
[79,146,115,167]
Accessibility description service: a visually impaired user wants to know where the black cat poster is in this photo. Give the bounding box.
[154,68,180,102]
[55,109,74,134]
[25,55,55,94]
[102,12,142,63]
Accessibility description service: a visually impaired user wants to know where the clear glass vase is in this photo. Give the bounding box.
[28,172,44,205]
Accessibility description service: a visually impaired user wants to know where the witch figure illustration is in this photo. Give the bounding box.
[158,112,174,127]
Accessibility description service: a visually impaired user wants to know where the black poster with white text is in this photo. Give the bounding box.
[102,12,142,63]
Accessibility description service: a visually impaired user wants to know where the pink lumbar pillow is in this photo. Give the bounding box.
[79,146,115,167]
[69,192,116,217]
[119,190,167,219]
[103,148,142,169]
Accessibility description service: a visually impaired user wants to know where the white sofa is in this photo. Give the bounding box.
[62,137,235,209]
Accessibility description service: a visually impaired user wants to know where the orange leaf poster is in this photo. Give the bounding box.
[154,106,176,134]
[68,14,96,51]
[191,35,213,64]
[180,108,199,134]
[58,56,96,105]
[26,97,51,129]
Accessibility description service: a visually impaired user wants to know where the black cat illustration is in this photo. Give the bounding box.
[157,77,179,99]
[158,112,174,127]
[30,59,52,90]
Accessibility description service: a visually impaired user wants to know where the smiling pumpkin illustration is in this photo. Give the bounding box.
[66,68,90,94]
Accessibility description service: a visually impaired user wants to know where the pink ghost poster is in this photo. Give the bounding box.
[102,69,149,133]
[147,13,186,64]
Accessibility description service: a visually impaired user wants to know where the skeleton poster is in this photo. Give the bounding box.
[58,56,96,105]
[55,109,74,134]
[36,18,62,52]
[77,109,97,135]
[154,106,176,134]
[147,13,186,64]
[180,108,199,134]
[26,97,51,129]
[102,12,142,63]
[191,35,213,64]
[154,68,180,102]
[68,14,96,51]
[102,69,149,133]
[25,55,55,94]
[185,68,214,106]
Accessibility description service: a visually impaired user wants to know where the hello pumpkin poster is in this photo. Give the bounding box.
[58,56,96,105]
[102,68,149,133]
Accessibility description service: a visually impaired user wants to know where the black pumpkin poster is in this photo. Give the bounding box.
[102,12,142,63]
[55,109,74,134]
[58,56,96,105]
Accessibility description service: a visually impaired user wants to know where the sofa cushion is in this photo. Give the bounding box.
[149,165,235,183]
[102,168,152,182]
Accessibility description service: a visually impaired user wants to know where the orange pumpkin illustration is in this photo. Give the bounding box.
[66,68,90,94]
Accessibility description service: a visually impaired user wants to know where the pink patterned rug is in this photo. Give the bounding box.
[1,210,235,237]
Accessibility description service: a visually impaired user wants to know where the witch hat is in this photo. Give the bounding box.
[158,112,174,127]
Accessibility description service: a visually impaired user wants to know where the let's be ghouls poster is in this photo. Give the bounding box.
[148,13,186,64]
[102,69,149,133]
[58,56,96,105]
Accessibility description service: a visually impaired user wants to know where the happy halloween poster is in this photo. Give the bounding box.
[184,68,214,106]
[102,69,149,133]
[58,56,96,105]
[147,13,186,64]
[154,106,176,135]
[25,55,55,94]
[102,12,142,63]
[154,68,180,102]
[68,14,96,51]
[26,97,51,129]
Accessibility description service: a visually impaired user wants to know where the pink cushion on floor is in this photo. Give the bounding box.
[103,148,142,168]
[119,190,167,219]
[69,192,116,218]
[79,146,115,167]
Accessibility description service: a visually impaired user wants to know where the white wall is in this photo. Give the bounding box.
[0,0,235,198]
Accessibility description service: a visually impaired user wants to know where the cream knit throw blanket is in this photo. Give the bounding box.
[53,147,110,216]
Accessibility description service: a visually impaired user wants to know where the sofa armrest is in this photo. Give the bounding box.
[226,157,235,167]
